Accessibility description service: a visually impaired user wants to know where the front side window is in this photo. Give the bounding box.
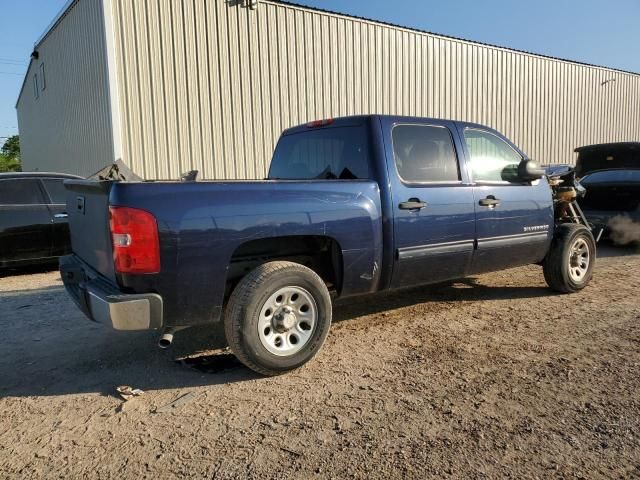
[269,126,370,180]
[41,179,67,204]
[0,179,45,205]
[392,124,460,183]
[464,129,522,183]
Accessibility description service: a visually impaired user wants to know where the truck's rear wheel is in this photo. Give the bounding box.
[224,261,332,376]
[543,224,596,293]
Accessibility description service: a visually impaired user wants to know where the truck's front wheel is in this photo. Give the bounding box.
[224,261,332,376]
[543,224,596,293]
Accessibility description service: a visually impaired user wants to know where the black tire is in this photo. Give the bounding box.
[543,223,596,293]
[224,261,332,376]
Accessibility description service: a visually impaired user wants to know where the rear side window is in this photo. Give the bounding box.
[392,124,460,183]
[0,179,45,205]
[464,129,522,183]
[41,178,67,204]
[269,126,370,180]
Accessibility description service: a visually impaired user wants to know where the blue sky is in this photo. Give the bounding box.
[1,0,639,143]
[0,1,66,142]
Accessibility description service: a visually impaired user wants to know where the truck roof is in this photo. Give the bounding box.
[0,172,82,180]
[282,114,493,136]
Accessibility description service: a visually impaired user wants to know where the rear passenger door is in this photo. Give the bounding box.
[0,178,53,264]
[459,127,553,274]
[383,118,476,288]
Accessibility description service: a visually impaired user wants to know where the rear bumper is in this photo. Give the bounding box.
[60,255,163,331]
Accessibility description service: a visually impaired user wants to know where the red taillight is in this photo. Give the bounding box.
[109,206,160,274]
[306,118,334,128]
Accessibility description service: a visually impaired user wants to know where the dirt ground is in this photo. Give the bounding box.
[1,244,640,479]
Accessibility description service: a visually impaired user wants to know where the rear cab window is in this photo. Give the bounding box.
[0,179,46,205]
[269,125,370,180]
[391,124,461,183]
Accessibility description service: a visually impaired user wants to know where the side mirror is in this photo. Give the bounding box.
[518,159,546,181]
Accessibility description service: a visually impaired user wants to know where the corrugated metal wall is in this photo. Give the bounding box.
[109,1,640,179]
[16,0,114,176]
[15,0,640,179]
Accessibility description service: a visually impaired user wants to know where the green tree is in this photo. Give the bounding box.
[0,154,21,172]
[2,135,20,159]
[0,135,21,172]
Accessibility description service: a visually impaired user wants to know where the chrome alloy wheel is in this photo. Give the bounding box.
[568,237,590,282]
[258,286,318,356]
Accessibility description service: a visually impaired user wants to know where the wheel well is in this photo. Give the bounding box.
[226,235,343,298]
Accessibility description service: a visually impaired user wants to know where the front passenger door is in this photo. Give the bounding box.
[460,128,553,274]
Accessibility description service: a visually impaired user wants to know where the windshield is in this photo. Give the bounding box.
[268,126,371,180]
[581,169,640,185]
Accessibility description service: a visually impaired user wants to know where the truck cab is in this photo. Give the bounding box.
[268,116,553,289]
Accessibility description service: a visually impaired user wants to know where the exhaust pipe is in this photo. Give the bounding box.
[158,332,174,349]
[158,327,187,349]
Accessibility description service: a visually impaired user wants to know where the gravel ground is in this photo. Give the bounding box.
[1,244,639,479]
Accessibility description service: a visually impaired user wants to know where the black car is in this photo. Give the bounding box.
[575,142,640,243]
[0,172,82,269]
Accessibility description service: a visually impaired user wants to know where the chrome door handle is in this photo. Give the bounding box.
[54,213,68,219]
[399,198,427,210]
[479,196,500,207]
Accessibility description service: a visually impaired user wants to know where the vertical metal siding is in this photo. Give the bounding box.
[16,0,113,176]
[109,0,640,180]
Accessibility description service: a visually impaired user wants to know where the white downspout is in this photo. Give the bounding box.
[101,0,123,163]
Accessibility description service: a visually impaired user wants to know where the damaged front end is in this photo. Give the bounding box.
[546,166,602,241]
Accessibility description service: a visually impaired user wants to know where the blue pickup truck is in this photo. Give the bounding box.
[60,115,595,375]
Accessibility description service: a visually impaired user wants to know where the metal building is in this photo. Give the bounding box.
[16,0,640,179]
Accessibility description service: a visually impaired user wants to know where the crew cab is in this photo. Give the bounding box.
[60,115,596,375]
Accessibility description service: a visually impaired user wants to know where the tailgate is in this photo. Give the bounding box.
[63,180,116,282]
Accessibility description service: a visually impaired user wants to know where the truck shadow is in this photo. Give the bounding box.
[0,274,556,399]
[333,276,551,322]
[0,284,259,400]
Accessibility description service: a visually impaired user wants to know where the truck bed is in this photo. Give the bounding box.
[63,179,383,327]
